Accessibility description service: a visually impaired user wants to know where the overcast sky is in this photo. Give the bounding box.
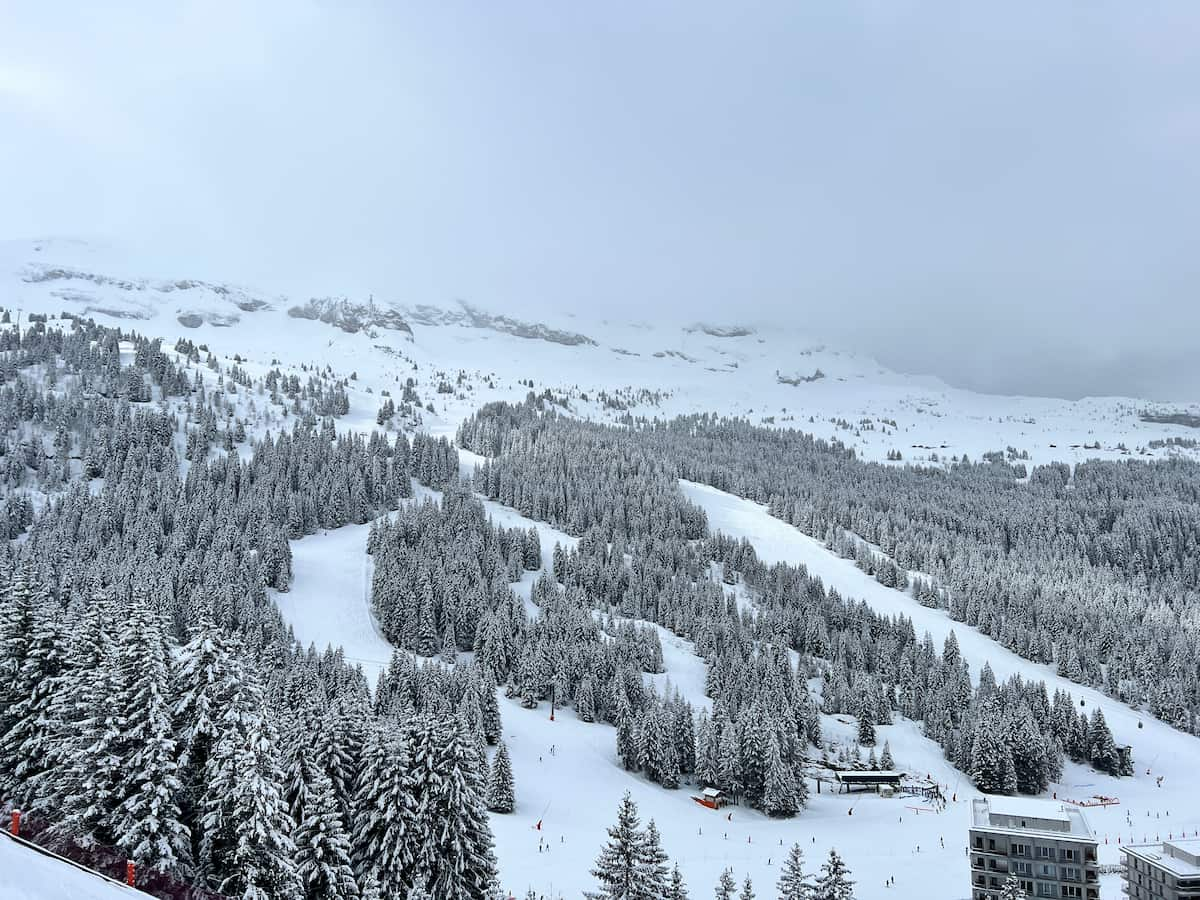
[3,2,1198,400]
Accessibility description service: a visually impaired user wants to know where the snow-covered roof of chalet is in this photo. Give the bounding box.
[701,787,723,798]
[972,796,1094,840]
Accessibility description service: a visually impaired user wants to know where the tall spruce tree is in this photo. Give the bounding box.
[294,770,359,900]
[587,792,645,900]
[199,666,300,899]
[485,740,515,813]
[407,716,498,899]
[352,725,417,896]
[112,593,192,873]
[777,843,814,900]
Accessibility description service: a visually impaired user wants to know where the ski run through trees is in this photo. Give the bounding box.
[4,318,1198,900]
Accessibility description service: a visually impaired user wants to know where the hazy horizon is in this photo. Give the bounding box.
[3,2,1198,402]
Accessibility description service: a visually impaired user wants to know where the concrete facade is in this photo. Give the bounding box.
[1122,839,1200,900]
[969,797,1099,900]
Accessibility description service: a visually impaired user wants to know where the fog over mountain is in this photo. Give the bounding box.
[3,2,1198,400]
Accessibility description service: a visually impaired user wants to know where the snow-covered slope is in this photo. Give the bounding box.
[4,237,1197,469]
[0,833,137,900]
[6,234,1200,899]
[682,480,1200,900]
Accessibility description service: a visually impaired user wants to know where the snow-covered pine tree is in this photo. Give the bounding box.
[641,819,671,899]
[739,875,755,900]
[293,769,359,900]
[813,848,854,900]
[478,668,503,744]
[0,585,65,809]
[716,720,742,802]
[879,740,894,770]
[999,874,1027,899]
[1087,708,1120,775]
[112,593,192,873]
[407,716,498,899]
[762,730,800,817]
[0,570,41,795]
[351,725,416,896]
[587,792,645,900]
[856,713,875,747]
[970,709,1018,795]
[714,868,737,900]
[485,740,515,813]
[199,668,300,899]
[577,675,597,723]
[616,693,639,771]
[358,873,383,900]
[56,602,128,849]
[667,865,689,900]
[174,613,248,860]
[777,843,814,900]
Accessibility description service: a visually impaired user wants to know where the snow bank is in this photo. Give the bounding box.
[0,833,136,900]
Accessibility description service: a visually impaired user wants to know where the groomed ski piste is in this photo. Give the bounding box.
[273,464,1200,900]
[6,237,1200,899]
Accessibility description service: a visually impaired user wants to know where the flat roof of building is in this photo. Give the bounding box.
[971,796,1095,840]
[987,797,1072,823]
[1124,839,1200,878]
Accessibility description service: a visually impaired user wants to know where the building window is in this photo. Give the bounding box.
[1013,842,1029,857]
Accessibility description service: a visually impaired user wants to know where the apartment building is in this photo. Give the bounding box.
[969,796,1099,900]
[1122,838,1200,899]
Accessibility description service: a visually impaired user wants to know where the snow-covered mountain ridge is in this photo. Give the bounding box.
[3,236,1198,471]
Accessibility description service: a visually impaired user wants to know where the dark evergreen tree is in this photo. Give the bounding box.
[485,741,515,814]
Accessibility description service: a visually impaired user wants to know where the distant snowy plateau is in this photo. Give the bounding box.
[4,237,1197,469]
[4,236,1200,900]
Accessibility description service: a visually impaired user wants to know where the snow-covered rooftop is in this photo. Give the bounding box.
[1124,839,1200,877]
[972,796,1094,839]
[987,797,1071,823]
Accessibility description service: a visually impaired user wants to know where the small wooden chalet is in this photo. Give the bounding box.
[692,787,727,809]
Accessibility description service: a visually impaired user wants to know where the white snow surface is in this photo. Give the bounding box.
[0,833,137,900]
